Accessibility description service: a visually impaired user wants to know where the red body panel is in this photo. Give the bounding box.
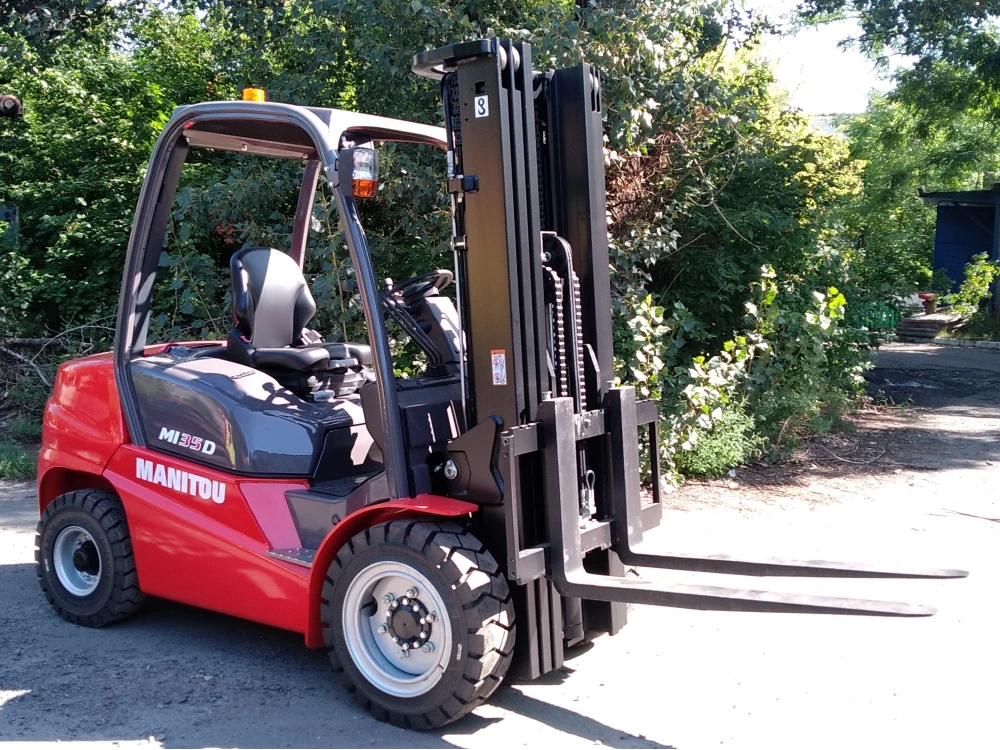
[104,446,312,633]
[40,347,476,642]
[240,481,306,549]
[38,353,127,513]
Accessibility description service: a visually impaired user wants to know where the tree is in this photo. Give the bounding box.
[798,0,1000,65]
[641,51,862,347]
[797,0,1000,121]
[0,10,219,333]
[0,1,126,65]
[835,93,1000,296]
[1,1,879,470]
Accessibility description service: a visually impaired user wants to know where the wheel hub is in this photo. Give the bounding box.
[72,541,100,576]
[52,525,102,597]
[386,596,432,649]
[341,563,453,698]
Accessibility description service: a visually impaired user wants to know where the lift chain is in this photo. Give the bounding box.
[543,265,569,398]
[446,73,463,172]
[572,270,586,411]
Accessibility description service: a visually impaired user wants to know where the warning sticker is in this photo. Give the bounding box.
[491,349,507,386]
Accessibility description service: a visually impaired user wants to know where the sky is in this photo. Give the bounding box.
[745,0,903,114]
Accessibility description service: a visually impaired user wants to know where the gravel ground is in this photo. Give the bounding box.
[1,342,997,749]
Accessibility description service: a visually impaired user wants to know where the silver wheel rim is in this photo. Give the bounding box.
[53,525,102,597]
[341,561,453,698]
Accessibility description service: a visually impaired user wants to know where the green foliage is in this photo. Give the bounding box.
[834,95,1000,298]
[799,0,1000,124]
[621,260,873,480]
[0,10,220,335]
[0,441,36,479]
[950,310,1000,341]
[945,253,1000,316]
[800,0,997,61]
[0,407,40,482]
[1,1,884,484]
[746,266,867,415]
[800,2,1000,274]
[1,0,122,63]
[675,403,757,479]
[8,413,43,441]
[930,268,954,297]
[644,53,863,345]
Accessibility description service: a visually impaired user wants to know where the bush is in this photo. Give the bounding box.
[951,310,1000,341]
[1,3,883,490]
[945,253,1000,316]
[0,441,36,479]
[8,413,43,441]
[675,404,757,479]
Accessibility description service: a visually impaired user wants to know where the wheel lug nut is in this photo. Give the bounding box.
[422,642,434,653]
[419,631,427,639]
[401,598,409,606]
[382,593,395,604]
[412,604,420,613]
[426,612,438,623]
[377,624,388,635]
[393,636,400,643]
[398,649,408,659]
[390,600,399,609]
[406,587,418,598]
[401,643,409,651]
[419,617,426,625]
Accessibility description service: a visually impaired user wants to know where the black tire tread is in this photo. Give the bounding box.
[35,489,146,627]
[320,519,515,729]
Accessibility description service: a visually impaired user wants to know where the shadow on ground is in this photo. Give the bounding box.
[6,343,993,748]
[868,366,1000,409]
[2,554,665,748]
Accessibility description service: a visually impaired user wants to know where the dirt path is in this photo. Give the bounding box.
[676,341,1000,512]
[1,342,997,749]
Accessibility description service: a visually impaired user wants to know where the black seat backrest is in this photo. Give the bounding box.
[231,247,316,348]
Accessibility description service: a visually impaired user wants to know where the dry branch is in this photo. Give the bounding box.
[0,345,52,387]
[0,337,67,348]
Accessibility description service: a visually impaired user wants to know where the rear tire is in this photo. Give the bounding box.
[36,489,146,627]
[321,519,515,729]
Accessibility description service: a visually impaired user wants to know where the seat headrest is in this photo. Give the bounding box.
[230,247,317,349]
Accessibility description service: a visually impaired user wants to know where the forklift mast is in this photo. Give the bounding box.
[414,40,629,674]
[413,39,965,680]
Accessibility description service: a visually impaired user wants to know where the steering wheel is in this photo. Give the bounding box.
[386,269,453,303]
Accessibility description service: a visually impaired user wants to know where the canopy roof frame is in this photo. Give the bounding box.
[115,100,447,500]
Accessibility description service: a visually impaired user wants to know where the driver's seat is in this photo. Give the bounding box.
[225,247,371,395]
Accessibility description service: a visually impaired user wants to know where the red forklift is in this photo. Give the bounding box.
[34,39,966,729]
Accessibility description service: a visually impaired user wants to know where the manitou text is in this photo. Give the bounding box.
[135,458,226,504]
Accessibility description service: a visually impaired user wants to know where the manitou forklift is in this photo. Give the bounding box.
[34,39,966,728]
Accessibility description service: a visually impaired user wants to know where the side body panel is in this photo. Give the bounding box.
[38,353,127,512]
[101,447,474,639]
[103,445,312,633]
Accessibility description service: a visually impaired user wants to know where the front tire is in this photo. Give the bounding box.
[36,489,146,627]
[322,519,515,729]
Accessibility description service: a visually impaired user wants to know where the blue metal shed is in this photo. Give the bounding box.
[919,184,1000,290]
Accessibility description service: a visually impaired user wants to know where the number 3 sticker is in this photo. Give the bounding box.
[474,94,489,118]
